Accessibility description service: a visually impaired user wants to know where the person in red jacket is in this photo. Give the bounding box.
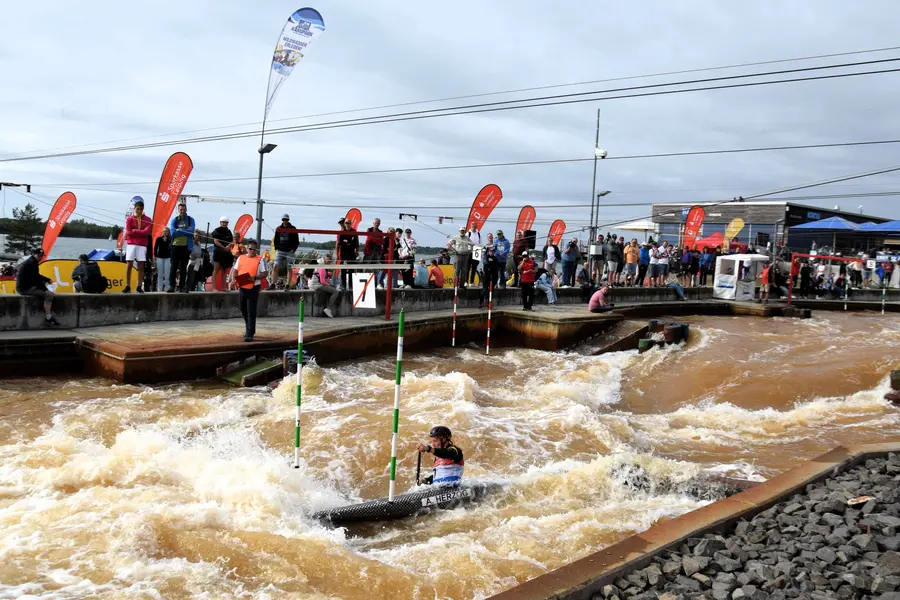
[519,251,537,311]
[123,200,152,293]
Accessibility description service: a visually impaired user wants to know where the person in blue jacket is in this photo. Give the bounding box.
[638,243,651,287]
[169,202,197,293]
[494,230,511,288]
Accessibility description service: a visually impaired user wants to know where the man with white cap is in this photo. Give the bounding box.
[211,216,234,291]
[271,214,300,289]
[448,225,473,289]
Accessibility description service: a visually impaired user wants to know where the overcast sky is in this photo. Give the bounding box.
[2,0,900,246]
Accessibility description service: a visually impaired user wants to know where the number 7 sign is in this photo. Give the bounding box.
[353,272,377,309]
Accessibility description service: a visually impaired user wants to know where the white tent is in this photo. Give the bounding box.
[713,253,769,301]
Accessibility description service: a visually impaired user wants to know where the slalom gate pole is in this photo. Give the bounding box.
[388,310,405,502]
[486,282,493,355]
[415,451,422,485]
[452,282,458,347]
[294,299,304,469]
[883,280,887,316]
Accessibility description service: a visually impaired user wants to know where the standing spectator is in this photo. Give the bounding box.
[518,251,537,311]
[699,247,713,286]
[228,239,268,342]
[799,260,812,298]
[494,230,510,288]
[123,199,152,294]
[656,241,671,287]
[542,238,561,273]
[467,224,482,286]
[428,259,445,288]
[399,228,417,288]
[576,262,594,301]
[680,245,692,287]
[511,230,527,287]
[623,239,640,286]
[211,217,234,292]
[448,226,473,289]
[382,228,402,289]
[308,258,339,318]
[231,232,247,261]
[790,258,801,290]
[363,218,383,287]
[72,254,107,293]
[168,203,195,293]
[648,242,660,287]
[758,262,772,304]
[186,231,204,291]
[590,234,605,282]
[849,257,863,289]
[606,236,621,286]
[536,267,558,305]
[376,227,395,289]
[272,214,300,290]
[638,242,651,287]
[15,248,59,326]
[336,218,359,292]
[413,258,429,288]
[154,228,172,292]
[561,237,579,287]
[480,245,500,308]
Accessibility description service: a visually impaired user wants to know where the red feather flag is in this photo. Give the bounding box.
[151,152,194,242]
[683,205,706,249]
[548,219,566,246]
[234,214,254,239]
[344,208,362,229]
[465,184,502,232]
[40,192,77,261]
[515,205,536,234]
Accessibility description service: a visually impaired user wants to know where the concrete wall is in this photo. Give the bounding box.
[0,286,713,331]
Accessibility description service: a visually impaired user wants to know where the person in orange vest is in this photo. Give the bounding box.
[228,239,268,342]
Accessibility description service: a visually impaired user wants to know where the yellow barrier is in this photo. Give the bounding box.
[0,259,128,294]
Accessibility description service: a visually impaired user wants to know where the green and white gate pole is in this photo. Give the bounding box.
[388,310,405,502]
[883,279,887,316]
[294,299,304,469]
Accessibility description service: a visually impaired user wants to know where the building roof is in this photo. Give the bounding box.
[651,200,890,224]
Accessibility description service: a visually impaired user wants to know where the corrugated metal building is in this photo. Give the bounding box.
[651,201,891,251]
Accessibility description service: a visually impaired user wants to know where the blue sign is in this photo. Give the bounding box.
[807,211,821,220]
[681,207,691,221]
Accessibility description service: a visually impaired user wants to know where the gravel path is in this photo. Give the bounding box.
[594,453,900,600]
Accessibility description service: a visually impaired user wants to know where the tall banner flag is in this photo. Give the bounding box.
[466,184,503,232]
[725,217,745,242]
[40,192,76,261]
[234,214,254,239]
[345,208,362,229]
[515,205,536,233]
[151,152,194,243]
[548,219,566,246]
[264,8,326,122]
[683,205,707,249]
[116,231,124,250]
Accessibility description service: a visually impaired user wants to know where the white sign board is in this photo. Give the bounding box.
[352,272,376,309]
[867,260,876,269]
[471,245,483,261]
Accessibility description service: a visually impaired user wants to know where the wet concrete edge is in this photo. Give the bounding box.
[488,443,900,600]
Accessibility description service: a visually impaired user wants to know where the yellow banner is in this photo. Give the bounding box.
[724,218,745,242]
[0,259,128,294]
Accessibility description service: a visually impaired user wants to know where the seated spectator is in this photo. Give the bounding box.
[16,248,59,326]
[535,267,558,305]
[428,259,445,288]
[588,284,614,313]
[306,262,339,318]
[413,259,429,288]
[72,254,108,293]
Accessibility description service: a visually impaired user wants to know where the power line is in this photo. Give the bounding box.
[5,57,900,163]
[7,45,899,160]
[31,137,900,188]
[7,188,122,228]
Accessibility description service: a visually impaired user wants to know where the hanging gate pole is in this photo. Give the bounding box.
[452,282,458,347]
[486,282,493,355]
[388,310,405,502]
[294,299,304,468]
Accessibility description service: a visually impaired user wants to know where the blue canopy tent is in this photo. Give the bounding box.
[858,222,879,230]
[869,220,900,233]
[789,217,862,253]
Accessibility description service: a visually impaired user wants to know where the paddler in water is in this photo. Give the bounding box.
[415,426,464,488]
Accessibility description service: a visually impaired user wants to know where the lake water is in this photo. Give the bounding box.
[0,234,113,261]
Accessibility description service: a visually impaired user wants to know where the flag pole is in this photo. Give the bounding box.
[388,310,405,502]
[294,299,304,468]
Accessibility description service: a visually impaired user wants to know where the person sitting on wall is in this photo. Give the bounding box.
[428,259,445,289]
[15,248,59,326]
[72,254,108,294]
[588,283,615,313]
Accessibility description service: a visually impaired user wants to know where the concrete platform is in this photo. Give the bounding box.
[489,442,900,600]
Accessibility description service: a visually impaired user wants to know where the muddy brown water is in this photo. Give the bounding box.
[0,312,897,599]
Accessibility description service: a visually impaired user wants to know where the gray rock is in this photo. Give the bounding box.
[683,556,710,577]
[851,533,879,552]
[713,552,743,573]
[782,503,803,515]
[881,515,900,528]
[599,584,619,598]
[816,547,837,565]
[674,574,702,591]
[879,551,900,575]
[694,539,727,557]
[663,560,682,575]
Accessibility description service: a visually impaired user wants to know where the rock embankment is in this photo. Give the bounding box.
[594,453,900,600]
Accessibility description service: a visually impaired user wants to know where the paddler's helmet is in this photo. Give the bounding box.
[429,426,452,438]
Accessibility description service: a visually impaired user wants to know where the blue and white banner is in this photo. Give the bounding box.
[264,8,325,121]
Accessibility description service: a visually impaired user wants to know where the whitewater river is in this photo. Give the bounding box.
[1,313,898,599]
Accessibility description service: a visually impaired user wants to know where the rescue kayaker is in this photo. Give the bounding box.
[415,426,464,488]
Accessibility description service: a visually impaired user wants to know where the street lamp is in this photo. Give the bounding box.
[255,143,277,243]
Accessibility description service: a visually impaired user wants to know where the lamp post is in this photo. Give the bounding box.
[255,143,277,243]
